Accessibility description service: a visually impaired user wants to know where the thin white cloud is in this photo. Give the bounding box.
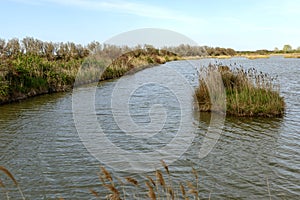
[12,0,204,24]
[8,0,44,5]
[207,16,274,34]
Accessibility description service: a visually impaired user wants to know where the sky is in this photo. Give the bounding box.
[1,0,300,50]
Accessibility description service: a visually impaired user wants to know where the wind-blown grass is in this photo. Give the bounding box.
[195,64,285,117]
[1,163,275,199]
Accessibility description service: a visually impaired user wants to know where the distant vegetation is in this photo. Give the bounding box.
[195,64,285,117]
[237,44,300,59]
[0,37,297,104]
[164,45,237,57]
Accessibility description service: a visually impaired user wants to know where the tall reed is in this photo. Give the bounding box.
[1,163,275,199]
[91,162,203,200]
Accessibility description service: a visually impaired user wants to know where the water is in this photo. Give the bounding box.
[0,57,299,199]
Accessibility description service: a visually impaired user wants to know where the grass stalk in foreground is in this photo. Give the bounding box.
[0,166,25,200]
[1,163,277,199]
[92,161,202,200]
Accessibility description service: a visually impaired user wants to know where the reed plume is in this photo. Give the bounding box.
[146,181,156,200]
[100,166,113,182]
[160,160,169,175]
[146,175,156,187]
[89,189,100,198]
[125,177,138,186]
[155,170,166,189]
[104,184,121,200]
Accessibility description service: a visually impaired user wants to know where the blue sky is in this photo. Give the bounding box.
[1,0,300,50]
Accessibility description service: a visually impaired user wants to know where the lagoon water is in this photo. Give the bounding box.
[0,57,299,199]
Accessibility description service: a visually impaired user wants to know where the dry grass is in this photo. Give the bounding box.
[283,53,300,58]
[208,55,232,59]
[195,64,285,117]
[90,162,203,200]
[1,163,277,199]
[242,55,271,59]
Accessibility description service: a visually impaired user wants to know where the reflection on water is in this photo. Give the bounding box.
[0,58,299,199]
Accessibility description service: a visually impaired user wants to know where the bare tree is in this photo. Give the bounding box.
[5,38,21,57]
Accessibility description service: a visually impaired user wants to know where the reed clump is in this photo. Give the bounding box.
[195,64,285,117]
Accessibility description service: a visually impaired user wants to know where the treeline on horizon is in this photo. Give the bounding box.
[1,37,299,60]
[0,37,239,58]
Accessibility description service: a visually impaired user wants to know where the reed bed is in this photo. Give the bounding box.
[195,64,285,117]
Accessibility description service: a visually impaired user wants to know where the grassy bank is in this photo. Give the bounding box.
[0,38,179,104]
[0,54,84,104]
[195,64,285,117]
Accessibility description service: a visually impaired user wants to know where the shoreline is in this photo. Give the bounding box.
[182,53,300,60]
